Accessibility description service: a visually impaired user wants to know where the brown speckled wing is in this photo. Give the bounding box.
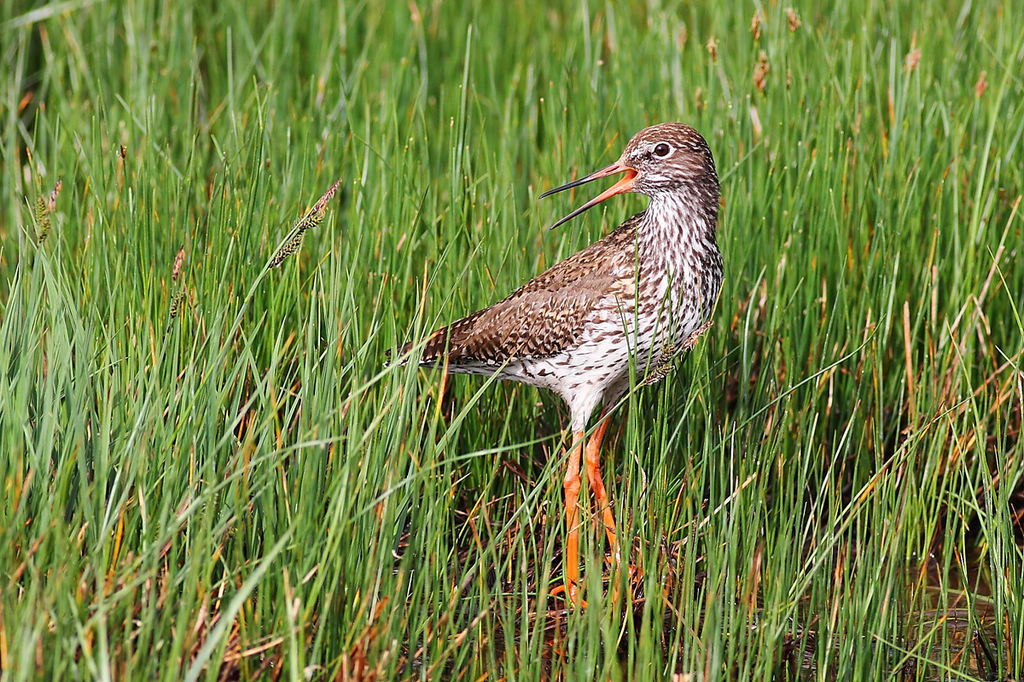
[413,215,642,366]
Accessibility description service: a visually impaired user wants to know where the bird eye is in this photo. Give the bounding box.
[653,142,671,158]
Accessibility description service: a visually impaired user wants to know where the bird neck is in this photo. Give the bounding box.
[638,191,719,258]
[637,189,724,324]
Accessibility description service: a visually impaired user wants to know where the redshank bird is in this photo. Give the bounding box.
[401,123,722,604]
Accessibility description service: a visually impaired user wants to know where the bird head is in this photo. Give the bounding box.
[542,123,717,229]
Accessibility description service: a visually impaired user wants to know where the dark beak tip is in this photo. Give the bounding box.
[539,179,583,199]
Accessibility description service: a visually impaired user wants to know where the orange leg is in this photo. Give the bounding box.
[561,431,584,605]
[583,411,618,563]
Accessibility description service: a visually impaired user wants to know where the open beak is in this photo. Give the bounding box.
[540,160,638,230]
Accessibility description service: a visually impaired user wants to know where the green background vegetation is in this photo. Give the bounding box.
[2,0,1022,679]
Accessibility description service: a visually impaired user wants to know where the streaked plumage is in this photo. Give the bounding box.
[401,123,723,604]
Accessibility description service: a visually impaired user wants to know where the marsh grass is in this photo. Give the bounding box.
[1,1,1022,680]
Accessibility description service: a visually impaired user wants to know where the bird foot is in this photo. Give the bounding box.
[550,559,643,608]
[549,582,586,608]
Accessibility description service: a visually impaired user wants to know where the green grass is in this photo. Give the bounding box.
[2,0,1023,679]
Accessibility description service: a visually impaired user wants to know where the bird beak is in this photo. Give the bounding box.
[540,160,639,230]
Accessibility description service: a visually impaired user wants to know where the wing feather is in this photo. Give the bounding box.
[410,215,641,365]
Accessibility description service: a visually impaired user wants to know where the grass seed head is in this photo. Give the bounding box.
[269,226,312,269]
[749,105,763,143]
[169,291,184,320]
[706,36,718,62]
[904,48,921,72]
[32,178,62,244]
[785,8,801,31]
[751,11,763,40]
[975,71,988,97]
[269,177,342,268]
[48,178,62,211]
[33,196,49,244]
[754,50,770,95]
[172,247,186,281]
